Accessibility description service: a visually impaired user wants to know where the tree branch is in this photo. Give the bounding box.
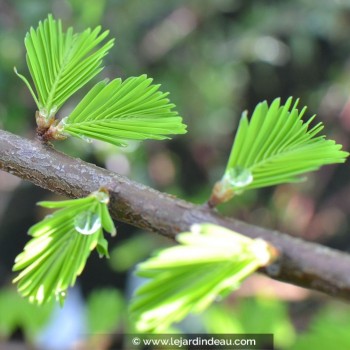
[1,128,350,300]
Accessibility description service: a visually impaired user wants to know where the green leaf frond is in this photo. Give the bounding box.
[56,75,187,147]
[15,14,114,119]
[12,190,116,306]
[222,97,348,194]
[130,223,276,333]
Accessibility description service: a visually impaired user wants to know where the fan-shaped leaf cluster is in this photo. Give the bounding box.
[15,14,114,119]
[130,223,275,332]
[13,190,116,305]
[58,75,187,146]
[225,97,348,192]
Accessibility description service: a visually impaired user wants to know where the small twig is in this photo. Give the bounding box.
[1,128,350,300]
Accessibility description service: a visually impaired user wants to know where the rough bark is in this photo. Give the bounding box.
[1,128,350,300]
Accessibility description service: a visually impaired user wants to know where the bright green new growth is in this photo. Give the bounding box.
[58,75,187,146]
[15,15,186,146]
[223,97,348,193]
[15,14,114,119]
[13,190,116,306]
[130,223,276,333]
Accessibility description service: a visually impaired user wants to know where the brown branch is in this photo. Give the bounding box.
[1,128,350,299]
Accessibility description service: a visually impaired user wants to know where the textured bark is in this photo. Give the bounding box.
[1,128,350,299]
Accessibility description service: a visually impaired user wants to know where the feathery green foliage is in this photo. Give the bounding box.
[15,14,114,119]
[228,97,348,189]
[13,190,116,305]
[15,15,186,145]
[210,97,348,204]
[130,223,276,333]
[57,76,187,146]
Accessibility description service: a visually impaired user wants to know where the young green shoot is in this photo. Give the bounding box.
[13,189,116,306]
[130,223,278,333]
[52,75,187,147]
[15,15,187,146]
[209,97,348,206]
[15,14,114,133]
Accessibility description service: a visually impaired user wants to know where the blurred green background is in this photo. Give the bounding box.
[1,0,350,349]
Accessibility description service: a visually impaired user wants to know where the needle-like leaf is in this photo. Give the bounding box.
[209,97,348,205]
[56,76,187,146]
[130,223,277,333]
[13,190,116,305]
[15,14,114,120]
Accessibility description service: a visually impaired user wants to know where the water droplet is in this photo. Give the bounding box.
[224,166,253,189]
[92,190,109,204]
[74,211,101,235]
[55,290,67,306]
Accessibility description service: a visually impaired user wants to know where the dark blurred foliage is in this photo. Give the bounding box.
[1,0,350,347]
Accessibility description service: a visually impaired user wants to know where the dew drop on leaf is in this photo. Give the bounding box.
[55,290,67,307]
[93,190,109,204]
[225,166,253,188]
[74,211,101,235]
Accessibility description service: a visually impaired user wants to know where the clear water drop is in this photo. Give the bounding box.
[74,211,101,235]
[55,290,67,307]
[92,190,109,204]
[224,166,253,188]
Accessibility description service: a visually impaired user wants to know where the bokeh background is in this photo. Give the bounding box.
[1,0,350,349]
